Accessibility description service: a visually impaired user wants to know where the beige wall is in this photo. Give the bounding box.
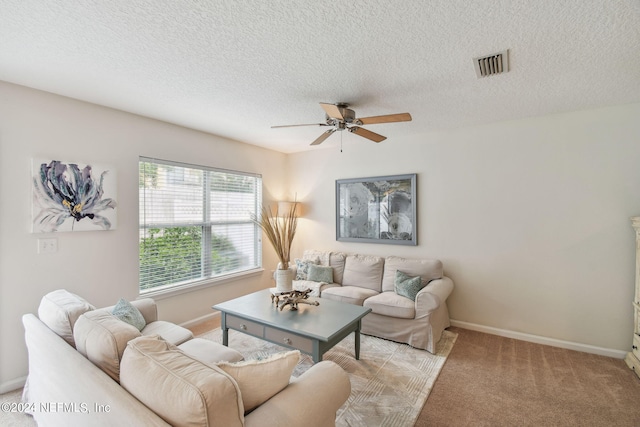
[288,102,640,355]
[0,81,286,391]
[2,78,640,391]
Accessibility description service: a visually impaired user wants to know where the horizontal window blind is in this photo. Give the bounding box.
[139,157,262,292]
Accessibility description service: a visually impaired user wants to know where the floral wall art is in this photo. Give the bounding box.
[31,159,118,232]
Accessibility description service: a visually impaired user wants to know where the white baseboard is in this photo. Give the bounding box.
[450,319,627,359]
[179,311,220,329]
[0,375,27,394]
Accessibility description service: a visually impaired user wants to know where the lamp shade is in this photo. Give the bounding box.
[277,201,302,217]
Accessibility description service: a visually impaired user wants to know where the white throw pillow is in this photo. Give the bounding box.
[217,350,300,412]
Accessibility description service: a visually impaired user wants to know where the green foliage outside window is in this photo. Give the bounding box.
[139,226,242,290]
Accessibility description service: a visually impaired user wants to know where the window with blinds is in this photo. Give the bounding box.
[139,157,262,292]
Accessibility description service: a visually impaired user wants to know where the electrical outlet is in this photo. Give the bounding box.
[38,238,58,254]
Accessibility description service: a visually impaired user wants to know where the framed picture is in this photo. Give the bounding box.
[336,174,417,245]
[32,158,118,233]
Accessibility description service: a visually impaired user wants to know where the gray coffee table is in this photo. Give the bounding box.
[213,289,371,363]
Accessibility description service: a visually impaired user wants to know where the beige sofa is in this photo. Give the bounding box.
[294,250,454,353]
[22,290,350,426]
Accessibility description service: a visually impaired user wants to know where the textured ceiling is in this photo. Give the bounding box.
[1,0,639,153]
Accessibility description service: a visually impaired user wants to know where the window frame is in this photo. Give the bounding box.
[138,157,263,298]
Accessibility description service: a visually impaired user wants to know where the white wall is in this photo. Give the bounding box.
[289,103,640,353]
[0,81,286,391]
[2,78,639,391]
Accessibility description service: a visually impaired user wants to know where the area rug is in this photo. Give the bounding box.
[199,328,457,427]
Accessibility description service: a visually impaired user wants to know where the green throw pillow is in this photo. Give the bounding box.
[307,264,334,283]
[394,270,423,301]
[112,298,146,331]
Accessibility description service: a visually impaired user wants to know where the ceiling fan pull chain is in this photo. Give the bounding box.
[340,131,343,153]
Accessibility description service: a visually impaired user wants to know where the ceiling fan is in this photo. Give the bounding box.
[271,102,412,146]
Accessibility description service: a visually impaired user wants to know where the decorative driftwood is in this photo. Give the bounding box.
[271,289,320,311]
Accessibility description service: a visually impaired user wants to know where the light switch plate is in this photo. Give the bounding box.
[38,238,58,254]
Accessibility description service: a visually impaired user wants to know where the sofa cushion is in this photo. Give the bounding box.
[217,350,300,413]
[381,256,443,292]
[295,258,318,280]
[342,254,385,292]
[302,250,347,283]
[394,270,424,301]
[112,298,146,331]
[364,292,416,319]
[307,264,334,283]
[178,338,244,364]
[120,335,244,427]
[141,320,193,345]
[329,252,347,284]
[321,286,379,306]
[73,310,142,382]
[37,289,95,347]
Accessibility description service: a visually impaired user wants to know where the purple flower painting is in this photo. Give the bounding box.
[32,159,117,232]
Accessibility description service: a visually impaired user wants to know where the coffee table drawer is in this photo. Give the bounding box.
[265,327,313,353]
[226,315,264,337]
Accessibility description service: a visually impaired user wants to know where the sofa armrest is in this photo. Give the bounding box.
[415,276,454,317]
[22,313,170,426]
[130,298,158,324]
[244,361,350,427]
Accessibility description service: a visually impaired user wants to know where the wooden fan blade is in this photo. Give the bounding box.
[349,126,387,143]
[320,103,344,120]
[310,129,336,145]
[271,123,330,128]
[356,112,412,125]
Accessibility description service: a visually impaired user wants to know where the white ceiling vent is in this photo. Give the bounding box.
[473,50,509,78]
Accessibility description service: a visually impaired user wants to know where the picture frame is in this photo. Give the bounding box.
[31,158,118,233]
[336,173,417,245]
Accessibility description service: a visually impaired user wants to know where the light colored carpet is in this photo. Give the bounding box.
[200,328,457,427]
[419,327,640,426]
[0,389,35,427]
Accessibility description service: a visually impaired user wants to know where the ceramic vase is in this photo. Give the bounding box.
[275,268,294,292]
